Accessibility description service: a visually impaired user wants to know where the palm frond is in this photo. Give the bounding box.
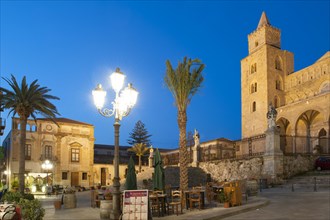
[164,57,205,111]
[1,74,60,119]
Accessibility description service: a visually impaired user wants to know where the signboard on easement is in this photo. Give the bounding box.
[122,190,149,220]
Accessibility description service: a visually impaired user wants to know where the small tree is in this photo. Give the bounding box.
[127,143,149,172]
[127,120,152,146]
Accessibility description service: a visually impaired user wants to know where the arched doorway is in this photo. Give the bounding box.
[318,128,327,154]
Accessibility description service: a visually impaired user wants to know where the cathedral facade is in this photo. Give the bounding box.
[240,12,329,156]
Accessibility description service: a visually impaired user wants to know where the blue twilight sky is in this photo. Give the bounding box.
[0,1,329,149]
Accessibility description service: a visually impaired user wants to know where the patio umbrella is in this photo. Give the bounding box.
[153,148,165,191]
[125,156,137,190]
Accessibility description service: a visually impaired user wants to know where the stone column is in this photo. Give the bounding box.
[191,145,199,167]
[192,129,200,167]
[262,104,284,184]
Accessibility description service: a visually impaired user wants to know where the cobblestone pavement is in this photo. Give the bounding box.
[221,187,330,220]
[38,183,330,220]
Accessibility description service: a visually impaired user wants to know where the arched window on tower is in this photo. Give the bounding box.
[251,63,257,74]
[275,56,282,70]
[252,101,256,112]
[274,96,279,108]
[276,80,282,90]
[251,82,258,93]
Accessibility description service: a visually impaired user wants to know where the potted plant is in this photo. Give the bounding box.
[223,192,232,208]
[54,200,62,210]
[63,187,77,209]
[104,189,113,200]
[217,190,226,203]
[217,189,231,208]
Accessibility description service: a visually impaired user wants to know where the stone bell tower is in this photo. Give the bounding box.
[241,11,294,138]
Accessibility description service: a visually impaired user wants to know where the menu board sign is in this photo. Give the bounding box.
[122,190,149,220]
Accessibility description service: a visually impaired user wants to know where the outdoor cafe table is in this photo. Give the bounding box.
[184,190,205,210]
[149,193,167,216]
[212,185,224,193]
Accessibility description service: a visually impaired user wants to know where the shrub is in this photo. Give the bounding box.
[1,191,22,203]
[11,180,19,189]
[18,199,45,220]
[23,193,35,200]
[217,190,231,203]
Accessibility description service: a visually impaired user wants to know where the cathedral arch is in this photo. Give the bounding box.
[277,117,291,152]
[294,110,323,153]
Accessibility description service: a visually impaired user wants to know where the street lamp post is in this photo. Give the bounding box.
[41,160,53,186]
[92,67,138,220]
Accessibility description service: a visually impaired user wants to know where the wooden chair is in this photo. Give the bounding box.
[165,184,172,196]
[150,193,162,217]
[188,190,202,210]
[153,190,164,195]
[168,190,183,215]
[153,190,168,214]
[205,183,216,206]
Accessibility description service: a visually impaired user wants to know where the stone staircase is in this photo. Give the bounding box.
[282,170,330,191]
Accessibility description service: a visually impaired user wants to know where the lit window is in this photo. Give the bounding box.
[71,148,80,162]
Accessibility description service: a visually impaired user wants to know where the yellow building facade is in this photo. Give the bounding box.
[3,118,95,192]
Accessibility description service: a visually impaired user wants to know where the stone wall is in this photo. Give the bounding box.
[198,154,317,184]
[199,157,263,182]
[283,155,317,179]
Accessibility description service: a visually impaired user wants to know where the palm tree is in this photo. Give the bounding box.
[127,143,149,172]
[0,75,60,194]
[164,57,204,190]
